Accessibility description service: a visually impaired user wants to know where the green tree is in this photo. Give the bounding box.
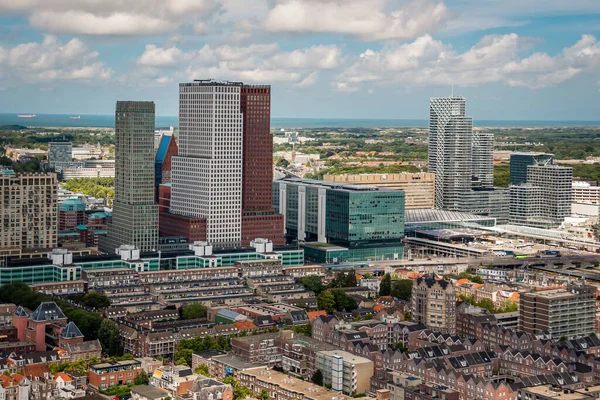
[276,158,290,168]
[345,270,358,287]
[477,298,496,313]
[182,302,208,319]
[223,377,251,400]
[97,319,123,357]
[173,348,194,366]
[134,370,149,385]
[318,290,336,313]
[331,289,349,311]
[379,273,392,296]
[312,369,324,386]
[396,342,408,353]
[390,279,413,301]
[258,389,269,400]
[81,292,110,309]
[293,323,312,337]
[195,364,210,377]
[301,275,325,294]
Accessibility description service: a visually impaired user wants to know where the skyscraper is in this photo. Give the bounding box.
[168,81,284,248]
[471,132,494,187]
[428,97,473,210]
[170,82,244,248]
[99,101,158,253]
[509,152,554,185]
[240,85,284,246]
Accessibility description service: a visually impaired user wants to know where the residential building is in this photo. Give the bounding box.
[231,333,281,366]
[315,350,373,395]
[411,277,456,334]
[273,177,404,263]
[48,141,72,169]
[471,132,494,188]
[87,360,143,389]
[428,97,473,210]
[100,101,159,253]
[509,152,554,185]
[14,302,68,351]
[58,198,86,233]
[0,170,58,257]
[510,164,573,228]
[130,385,169,400]
[519,284,596,339]
[186,377,234,400]
[150,365,198,399]
[323,173,435,209]
[170,81,284,249]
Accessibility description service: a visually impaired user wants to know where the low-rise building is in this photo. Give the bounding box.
[87,360,143,390]
[150,365,198,399]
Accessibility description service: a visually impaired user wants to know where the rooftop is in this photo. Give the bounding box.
[520,385,592,399]
[277,176,396,193]
[405,209,496,224]
[30,302,67,322]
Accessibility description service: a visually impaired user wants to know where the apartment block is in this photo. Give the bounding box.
[519,284,596,339]
[0,171,57,257]
[48,141,72,169]
[572,181,600,205]
[323,173,435,209]
[315,350,373,395]
[411,277,456,334]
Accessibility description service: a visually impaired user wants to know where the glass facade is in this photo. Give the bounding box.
[509,152,554,185]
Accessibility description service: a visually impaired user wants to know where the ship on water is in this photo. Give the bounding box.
[17,114,36,118]
[70,116,81,119]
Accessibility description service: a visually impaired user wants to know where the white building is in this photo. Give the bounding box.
[315,350,373,395]
[572,181,600,205]
[170,82,243,248]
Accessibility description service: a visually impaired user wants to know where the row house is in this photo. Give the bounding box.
[496,347,570,377]
[476,322,534,351]
[410,330,464,351]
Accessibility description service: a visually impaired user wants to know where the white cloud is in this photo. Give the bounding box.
[0,35,113,83]
[0,0,219,36]
[137,45,192,68]
[336,33,600,90]
[135,42,342,87]
[263,0,452,41]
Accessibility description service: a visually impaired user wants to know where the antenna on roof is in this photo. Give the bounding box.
[451,84,454,98]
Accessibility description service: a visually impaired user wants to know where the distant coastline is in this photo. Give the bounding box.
[0,113,599,129]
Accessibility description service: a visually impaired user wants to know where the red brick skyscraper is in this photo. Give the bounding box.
[240,85,284,246]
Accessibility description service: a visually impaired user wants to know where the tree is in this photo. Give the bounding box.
[258,389,269,400]
[276,158,290,168]
[182,302,208,320]
[396,342,408,353]
[379,273,392,296]
[293,323,312,337]
[478,298,496,313]
[318,290,336,313]
[81,292,110,309]
[390,279,413,301]
[173,348,194,366]
[97,319,123,356]
[331,289,349,311]
[195,364,210,377]
[223,377,251,400]
[301,275,325,294]
[344,270,358,287]
[312,369,324,386]
[345,296,358,312]
[134,370,149,385]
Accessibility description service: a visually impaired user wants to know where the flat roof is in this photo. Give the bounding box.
[520,385,591,399]
[405,209,496,224]
[276,176,397,193]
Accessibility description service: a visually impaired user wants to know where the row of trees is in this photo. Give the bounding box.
[457,293,518,314]
[174,335,232,366]
[317,289,358,313]
[64,177,115,199]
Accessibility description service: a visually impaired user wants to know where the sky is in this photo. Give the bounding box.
[0,0,599,120]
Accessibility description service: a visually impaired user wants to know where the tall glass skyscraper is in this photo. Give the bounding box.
[99,101,158,253]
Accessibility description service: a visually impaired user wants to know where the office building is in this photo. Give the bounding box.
[240,85,285,246]
[519,284,595,339]
[509,152,554,185]
[428,96,473,210]
[315,350,373,395]
[471,132,494,187]
[273,177,404,262]
[323,173,435,209]
[572,181,600,205]
[411,276,456,334]
[170,81,284,249]
[154,133,178,202]
[510,165,573,228]
[48,141,72,169]
[100,101,159,253]
[0,170,58,257]
[58,198,86,232]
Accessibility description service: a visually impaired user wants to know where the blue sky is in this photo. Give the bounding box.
[0,0,599,120]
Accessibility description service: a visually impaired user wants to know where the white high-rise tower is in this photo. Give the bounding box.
[428,97,473,210]
[170,81,244,248]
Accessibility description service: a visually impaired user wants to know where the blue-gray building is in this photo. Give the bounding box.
[509,152,554,185]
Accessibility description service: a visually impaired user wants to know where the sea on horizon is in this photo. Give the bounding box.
[0,113,599,129]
